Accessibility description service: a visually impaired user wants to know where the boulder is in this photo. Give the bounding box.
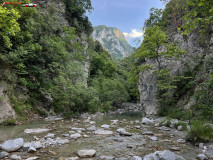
[94,129,113,135]
[25,156,39,160]
[1,138,24,152]
[197,154,208,160]
[24,128,50,134]
[70,133,81,140]
[0,151,8,159]
[77,149,96,158]
[142,117,153,125]
[143,150,185,160]
[116,128,132,136]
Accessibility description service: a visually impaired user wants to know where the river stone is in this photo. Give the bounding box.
[70,133,81,139]
[101,124,110,129]
[135,120,140,124]
[142,117,153,125]
[24,128,50,134]
[99,155,114,160]
[45,133,55,138]
[1,138,24,152]
[170,147,180,151]
[56,138,69,145]
[94,129,113,135]
[197,154,208,160]
[23,142,42,150]
[0,151,8,159]
[142,131,154,135]
[89,121,96,125]
[134,126,141,129]
[177,139,185,144]
[149,136,158,141]
[77,149,96,158]
[143,150,185,160]
[71,127,85,132]
[111,119,119,125]
[130,156,142,160]
[62,134,70,137]
[26,157,39,160]
[28,147,36,153]
[116,128,132,136]
[10,154,21,160]
[87,126,97,131]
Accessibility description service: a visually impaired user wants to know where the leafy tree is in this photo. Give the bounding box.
[144,8,163,28]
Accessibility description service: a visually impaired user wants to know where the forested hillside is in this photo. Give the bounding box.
[0,0,130,122]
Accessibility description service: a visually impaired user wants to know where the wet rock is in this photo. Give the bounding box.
[177,139,185,144]
[94,129,113,135]
[10,154,22,160]
[101,124,110,129]
[77,149,96,158]
[25,157,39,160]
[71,127,85,132]
[45,133,55,138]
[0,151,8,159]
[143,150,185,160]
[70,133,81,140]
[28,147,36,153]
[99,155,114,160]
[142,131,154,135]
[142,117,153,125]
[134,126,141,129]
[116,128,132,136]
[130,156,142,160]
[87,126,97,131]
[56,138,69,145]
[170,147,180,151]
[197,154,208,160]
[149,136,158,141]
[62,134,70,137]
[24,128,50,134]
[1,138,24,152]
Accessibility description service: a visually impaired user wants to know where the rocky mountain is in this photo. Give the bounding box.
[92,25,134,60]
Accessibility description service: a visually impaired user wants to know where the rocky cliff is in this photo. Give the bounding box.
[138,27,213,115]
[92,25,134,59]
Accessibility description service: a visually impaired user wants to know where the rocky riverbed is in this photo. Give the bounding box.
[0,111,212,160]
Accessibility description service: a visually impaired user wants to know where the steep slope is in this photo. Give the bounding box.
[92,25,134,60]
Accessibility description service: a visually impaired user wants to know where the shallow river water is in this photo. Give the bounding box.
[0,112,203,160]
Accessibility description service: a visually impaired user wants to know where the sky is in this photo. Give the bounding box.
[87,0,165,47]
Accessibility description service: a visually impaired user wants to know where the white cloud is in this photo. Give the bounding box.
[123,29,144,40]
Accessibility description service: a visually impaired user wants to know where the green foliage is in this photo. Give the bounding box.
[1,119,17,126]
[181,0,213,34]
[187,120,213,142]
[144,8,163,28]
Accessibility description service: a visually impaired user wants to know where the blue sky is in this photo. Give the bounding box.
[88,0,165,47]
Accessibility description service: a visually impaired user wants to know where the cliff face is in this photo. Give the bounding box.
[92,25,134,59]
[138,27,213,115]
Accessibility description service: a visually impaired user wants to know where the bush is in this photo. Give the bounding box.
[1,119,17,126]
[187,120,213,142]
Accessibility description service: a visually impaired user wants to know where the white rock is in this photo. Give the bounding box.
[130,156,142,160]
[89,121,96,125]
[1,138,24,152]
[0,151,8,159]
[177,139,185,144]
[116,128,132,136]
[87,126,97,131]
[56,138,69,145]
[77,149,96,158]
[149,136,158,141]
[24,128,50,134]
[94,129,113,135]
[70,127,85,132]
[28,147,36,153]
[70,133,81,140]
[101,124,110,129]
[26,157,39,160]
[10,154,22,160]
[197,154,208,160]
[142,117,153,125]
[45,133,55,138]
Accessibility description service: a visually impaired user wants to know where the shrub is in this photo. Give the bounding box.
[187,120,213,142]
[1,119,17,126]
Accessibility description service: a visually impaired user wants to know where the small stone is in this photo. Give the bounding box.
[26,157,39,160]
[142,117,153,125]
[24,128,50,134]
[28,147,36,153]
[134,126,141,129]
[149,136,158,141]
[62,134,70,137]
[116,128,132,136]
[178,125,183,131]
[170,147,180,151]
[45,133,55,138]
[177,139,185,144]
[197,154,208,160]
[56,139,69,145]
[89,121,96,125]
[135,120,140,124]
[94,129,113,135]
[77,149,96,158]
[142,131,154,135]
[99,155,114,160]
[199,143,204,149]
[10,154,22,160]
[101,124,110,129]
[130,156,142,160]
[69,131,76,134]
[70,128,85,132]
[87,126,97,131]
[70,133,81,140]
[0,151,8,159]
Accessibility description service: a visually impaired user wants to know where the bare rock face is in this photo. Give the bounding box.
[0,83,16,123]
[138,28,213,115]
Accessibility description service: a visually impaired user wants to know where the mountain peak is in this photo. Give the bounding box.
[92,25,134,60]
